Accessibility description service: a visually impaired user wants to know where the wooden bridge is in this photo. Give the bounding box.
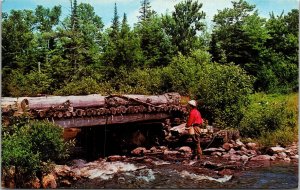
[1,93,187,128]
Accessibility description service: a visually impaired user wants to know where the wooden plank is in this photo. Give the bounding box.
[53,113,171,128]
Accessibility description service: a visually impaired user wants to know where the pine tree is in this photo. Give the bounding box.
[121,13,130,37]
[110,3,120,39]
[70,0,79,30]
[138,0,156,22]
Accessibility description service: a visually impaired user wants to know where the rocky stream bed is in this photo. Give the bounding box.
[24,139,298,189]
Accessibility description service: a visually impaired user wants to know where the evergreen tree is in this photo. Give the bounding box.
[163,0,206,55]
[71,0,79,30]
[138,0,156,22]
[136,15,175,67]
[110,3,120,40]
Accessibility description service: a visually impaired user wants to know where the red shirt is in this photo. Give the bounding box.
[187,108,203,127]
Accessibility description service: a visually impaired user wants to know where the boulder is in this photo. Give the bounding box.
[270,156,276,161]
[179,146,192,154]
[222,153,231,159]
[203,148,225,154]
[284,157,291,162]
[54,165,71,177]
[182,160,190,165]
[228,148,236,155]
[159,146,168,151]
[170,123,188,136]
[241,147,248,152]
[277,152,287,159]
[246,142,257,150]
[211,152,222,157]
[235,139,245,147]
[218,169,233,176]
[163,150,179,155]
[269,146,285,154]
[107,155,125,162]
[131,147,147,156]
[241,155,249,162]
[235,150,245,156]
[290,155,298,159]
[284,149,293,156]
[71,159,87,168]
[150,146,158,152]
[203,161,222,169]
[143,158,154,164]
[246,150,257,155]
[230,155,241,161]
[24,177,41,189]
[222,143,233,151]
[118,177,126,184]
[250,155,271,161]
[60,179,71,187]
[42,173,57,189]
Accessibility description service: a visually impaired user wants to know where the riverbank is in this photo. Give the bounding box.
[40,140,298,188]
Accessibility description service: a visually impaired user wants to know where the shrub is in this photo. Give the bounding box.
[157,50,211,96]
[196,62,254,128]
[54,77,113,95]
[134,51,254,128]
[4,70,53,97]
[2,120,73,186]
[239,93,298,142]
[2,126,41,181]
[258,126,297,147]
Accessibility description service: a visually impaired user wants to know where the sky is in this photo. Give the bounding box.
[2,0,299,29]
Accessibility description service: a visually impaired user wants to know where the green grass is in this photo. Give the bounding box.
[241,92,298,148]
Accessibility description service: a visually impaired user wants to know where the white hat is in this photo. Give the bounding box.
[188,100,197,107]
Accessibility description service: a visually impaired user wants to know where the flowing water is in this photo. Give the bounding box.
[69,158,298,189]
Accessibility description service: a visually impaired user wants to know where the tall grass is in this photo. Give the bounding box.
[240,93,298,147]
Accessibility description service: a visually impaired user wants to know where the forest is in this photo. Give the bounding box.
[2,0,298,96]
[2,0,298,139]
[2,1,298,186]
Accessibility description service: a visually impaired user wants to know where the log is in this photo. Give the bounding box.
[20,94,106,110]
[119,106,126,114]
[1,97,28,113]
[19,93,181,111]
[2,93,186,128]
[117,93,181,105]
[65,111,72,117]
[99,108,106,115]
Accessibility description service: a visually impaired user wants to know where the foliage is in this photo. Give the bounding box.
[4,70,53,97]
[2,120,73,185]
[195,62,254,128]
[138,0,156,22]
[210,0,298,92]
[102,8,143,75]
[163,0,206,55]
[54,77,111,95]
[258,126,297,148]
[239,93,298,139]
[136,15,175,67]
[1,1,298,139]
[115,67,163,94]
[125,50,252,128]
[210,0,261,69]
[2,2,298,96]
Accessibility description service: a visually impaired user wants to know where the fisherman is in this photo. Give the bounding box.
[185,100,203,160]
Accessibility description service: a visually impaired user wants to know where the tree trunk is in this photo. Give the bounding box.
[17,93,181,111]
